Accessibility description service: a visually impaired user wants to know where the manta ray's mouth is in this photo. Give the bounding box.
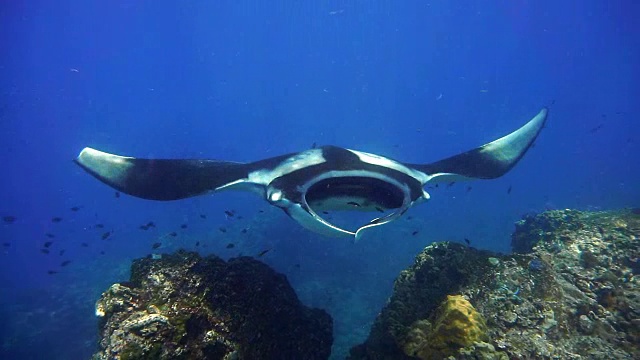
[305,176,405,212]
[303,176,408,233]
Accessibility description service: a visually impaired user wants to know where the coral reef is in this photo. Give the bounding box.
[91,250,333,359]
[349,209,640,359]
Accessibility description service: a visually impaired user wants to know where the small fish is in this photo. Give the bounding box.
[101,231,111,240]
[507,186,512,194]
[114,191,120,198]
[241,228,248,234]
[347,201,360,207]
[139,225,149,230]
[200,214,207,219]
[44,241,53,248]
[100,251,105,255]
[226,243,235,249]
[407,216,413,220]
[47,270,58,275]
[434,184,439,188]
[375,207,385,213]
[70,206,81,212]
[169,232,178,237]
[152,242,161,249]
[219,227,227,233]
[59,250,65,256]
[41,249,50,254]
[322,211,329,215]
[466,186,472,192]
[2,242,10,247]
[259,210,265,213]
[51,217,63,223]
[94,223,105,229]
[61,260,72,267]
[2,215,17,224]
[294,264,301,268]
[447,182,455,188]
[237,215,243,219]
[311,142,317,149]
[146,221,156,228]
[589,124,604,134]
[81,242,88,247]
[45,233,55,238]
[180,224,188,229]
[224,210,235,217]
[195,241,200,247]
[257,249,271,257]
[411,231,419,236]
[464,238,471,245]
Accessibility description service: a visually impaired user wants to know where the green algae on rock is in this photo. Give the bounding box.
[91,250,333,360]
[349,209,639,359]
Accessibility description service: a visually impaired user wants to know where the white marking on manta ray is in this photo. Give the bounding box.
[247,148,326,186]
[478,108,547,163]
[76,147,134,183]
[346,149,430,184]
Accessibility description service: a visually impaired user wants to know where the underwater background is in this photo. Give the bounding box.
[0,1,638,359]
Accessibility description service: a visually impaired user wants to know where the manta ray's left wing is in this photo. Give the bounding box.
[409,107,548,183]
[74,147,261,200]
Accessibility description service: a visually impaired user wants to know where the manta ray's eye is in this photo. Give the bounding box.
[269,190,283,202]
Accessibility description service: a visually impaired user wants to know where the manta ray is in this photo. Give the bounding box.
[75,108,547,240]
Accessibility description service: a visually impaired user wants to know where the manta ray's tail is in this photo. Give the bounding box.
[74,148,250,200]
[411,107,548,181]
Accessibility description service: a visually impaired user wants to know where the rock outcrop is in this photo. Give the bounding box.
[349,209,640,359]
[92,250,333,360]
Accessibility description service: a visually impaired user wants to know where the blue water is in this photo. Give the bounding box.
[1,2,638,359]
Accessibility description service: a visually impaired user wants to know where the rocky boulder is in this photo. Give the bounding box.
[349,209,640,359]
[92,250,333,360]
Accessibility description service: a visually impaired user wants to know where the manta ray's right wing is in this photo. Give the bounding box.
[409,107,548,183]
[74,147,262,200]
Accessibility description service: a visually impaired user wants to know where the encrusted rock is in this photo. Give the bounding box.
[401,295,489,359]
[91,250,333,359]
[349,209,640,359]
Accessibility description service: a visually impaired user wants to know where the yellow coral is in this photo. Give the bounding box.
[402,295,488,360]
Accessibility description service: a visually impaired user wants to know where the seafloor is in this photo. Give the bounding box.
[92,208,639,359]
